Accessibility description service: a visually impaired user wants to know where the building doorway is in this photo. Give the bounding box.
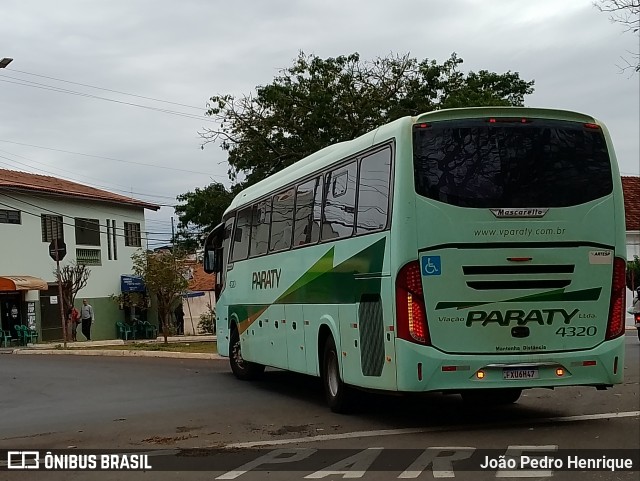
[0,292,22,340]
[40,285,64,341]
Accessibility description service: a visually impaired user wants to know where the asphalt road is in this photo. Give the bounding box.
[1,332,638,480]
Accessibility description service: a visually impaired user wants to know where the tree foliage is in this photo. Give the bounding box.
[176,51,535,240]
[174,182,239,250]
[595,0,640,72]
[130,249,189,343]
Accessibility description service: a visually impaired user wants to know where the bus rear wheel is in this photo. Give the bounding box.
[461,388,522,405]
[322,336,354,413]
[229,327,264,381]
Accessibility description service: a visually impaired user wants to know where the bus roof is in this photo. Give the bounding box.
[225,115,411,213]
[415,106,599,124]
[224,106,602,214]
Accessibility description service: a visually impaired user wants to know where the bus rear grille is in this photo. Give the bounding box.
[466,280,571,290]
[462,265,575,275]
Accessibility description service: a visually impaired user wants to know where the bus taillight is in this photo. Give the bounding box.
[396,261,430,345]
[605,257,626,340]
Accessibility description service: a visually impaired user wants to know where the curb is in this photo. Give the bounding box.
[12,349,225,360]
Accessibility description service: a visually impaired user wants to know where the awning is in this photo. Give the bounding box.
[0,276,48,291]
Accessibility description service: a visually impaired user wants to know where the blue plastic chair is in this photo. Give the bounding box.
[1,330,12,347]
[13,325,25,346]
[142,321,158,339]
[116,321,133,341]
[20,325,38,345]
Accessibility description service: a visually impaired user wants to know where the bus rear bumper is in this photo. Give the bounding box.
[395,336,625,392]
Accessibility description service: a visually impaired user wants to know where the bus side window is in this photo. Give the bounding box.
[250,200,271,257]
[231,207,252,262]
[322,162,356,241]
[270,188,295,252]
[293,176,323,247]
[357,147,392,234]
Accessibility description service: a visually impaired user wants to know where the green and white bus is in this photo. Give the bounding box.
[204,107,627,412]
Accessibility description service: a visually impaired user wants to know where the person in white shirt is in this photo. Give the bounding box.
[80,299,95,341]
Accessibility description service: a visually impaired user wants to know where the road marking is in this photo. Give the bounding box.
[226,410,640,448]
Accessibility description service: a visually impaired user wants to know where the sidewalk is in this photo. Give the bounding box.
[0,335,224,359]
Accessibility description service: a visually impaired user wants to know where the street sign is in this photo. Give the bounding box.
[49,239,67,261]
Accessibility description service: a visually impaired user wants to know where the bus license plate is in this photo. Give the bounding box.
[503,368,538,380]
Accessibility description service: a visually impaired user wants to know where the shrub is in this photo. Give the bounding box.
[198,303,216,334]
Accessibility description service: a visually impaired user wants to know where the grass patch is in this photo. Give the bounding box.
[70,341,218,354]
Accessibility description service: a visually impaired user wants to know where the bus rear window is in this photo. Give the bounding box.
[413,119,613,208]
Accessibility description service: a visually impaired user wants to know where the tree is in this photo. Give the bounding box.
[130,249,189,344]
[176,51,534,238]
[173,182,238,250]
[595,0,640,72]
[54,262,91,315]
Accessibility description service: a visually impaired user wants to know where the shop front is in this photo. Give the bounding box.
[0,276,48,342]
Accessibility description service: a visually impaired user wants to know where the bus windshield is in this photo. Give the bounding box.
[413,118,613,208]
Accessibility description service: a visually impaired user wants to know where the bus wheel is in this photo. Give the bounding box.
[461,388,522,405]
[322,336,353,413]
[229,327,264,381]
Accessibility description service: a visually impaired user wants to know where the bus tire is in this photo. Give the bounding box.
[229,326,264,381]
[322,336,353,413]
[461,388,522,405]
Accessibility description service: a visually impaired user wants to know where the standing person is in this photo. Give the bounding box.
[67,305,80,342]
[631,287,640,334]
[174,303,184,335]
[80,299,94,341]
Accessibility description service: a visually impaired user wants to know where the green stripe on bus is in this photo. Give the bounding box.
[435,287,602,310]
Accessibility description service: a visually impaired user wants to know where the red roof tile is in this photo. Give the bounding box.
[0,168,159,210]
[622,176,640,231]
[185,261,215,292]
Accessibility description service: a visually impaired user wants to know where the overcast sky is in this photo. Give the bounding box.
[1,0,638,247]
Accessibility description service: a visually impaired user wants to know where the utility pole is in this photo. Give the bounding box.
[171,217,175,248]
[54,238,67,349]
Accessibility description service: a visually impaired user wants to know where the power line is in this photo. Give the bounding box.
[0,193,174,234]
[0,196,172,243]
[0,75,215,123]
[5,67,204,110]
[0,139,227,178]
[0,152,178,203]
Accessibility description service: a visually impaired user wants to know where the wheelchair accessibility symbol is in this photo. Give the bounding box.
[421,256,441,276]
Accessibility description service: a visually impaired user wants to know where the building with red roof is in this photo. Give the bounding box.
[0,168,159,342]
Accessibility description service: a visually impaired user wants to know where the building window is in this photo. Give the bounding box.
[0,209,21,224]
[76,248,102,266]
[41,214,64,242]
[75,218,101,246]
[107,219,112,260]
[124,222,141,247]
[112,219,118,259]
